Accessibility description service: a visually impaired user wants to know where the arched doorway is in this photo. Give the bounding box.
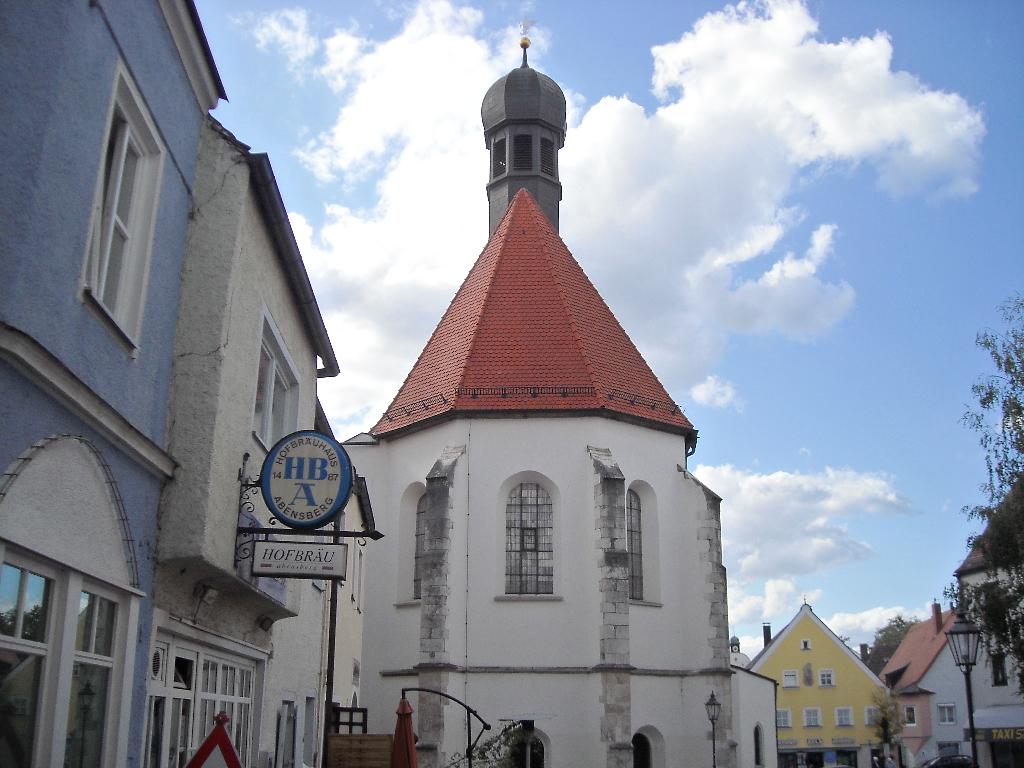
[633,732,652,768]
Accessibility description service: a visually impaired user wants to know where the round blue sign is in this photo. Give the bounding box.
[260,431,353,529]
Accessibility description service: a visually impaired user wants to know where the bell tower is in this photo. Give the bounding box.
[480,34,567,235]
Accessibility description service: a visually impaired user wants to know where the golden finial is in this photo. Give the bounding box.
[519,19,534,66]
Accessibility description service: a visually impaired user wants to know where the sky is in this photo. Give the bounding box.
[194,0,1024,653]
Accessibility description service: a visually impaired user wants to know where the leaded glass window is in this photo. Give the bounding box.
[627,490,643,600]
[413,494,428,599]
[505,483,553,594]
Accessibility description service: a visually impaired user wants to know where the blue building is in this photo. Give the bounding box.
[0,2,223,766]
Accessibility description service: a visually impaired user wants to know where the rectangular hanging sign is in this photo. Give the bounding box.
[253,541,349,579]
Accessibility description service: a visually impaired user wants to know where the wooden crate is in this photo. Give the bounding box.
[325,734,394,768]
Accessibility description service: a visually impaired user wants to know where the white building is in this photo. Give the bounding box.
[147,118,366,768]
[346,45,743,768]
[955,545,1024,768]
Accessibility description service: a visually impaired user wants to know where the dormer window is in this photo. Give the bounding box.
[492,138,507,178]
[513,134,532,171]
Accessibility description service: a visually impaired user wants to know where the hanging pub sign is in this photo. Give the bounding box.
[252,540,349,578]
[260,430,353,529]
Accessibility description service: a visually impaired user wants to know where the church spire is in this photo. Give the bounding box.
[480,34,566,235]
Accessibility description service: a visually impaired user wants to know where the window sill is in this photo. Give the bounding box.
[630,599,663,608]
[394,599,421,609]
[82,287,140,354]
[494,594,563,602]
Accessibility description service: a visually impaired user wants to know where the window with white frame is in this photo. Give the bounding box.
[782,669,799,688]
[800,638,812,650]
[626,489,643,600]
[904,704,917,726]
[252,318,298,446]
[777,709,791,728]
[819,668,835,687]
[937,703,957,725]
[505,482,553,594]
[835,707,853,727]
[865,706,880,726]
[84,67,163,342]
[1,551,136,768]
[804,707,822,727]
[143,637,256,768]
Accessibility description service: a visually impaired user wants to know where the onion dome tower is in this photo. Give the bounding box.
[481,33,567,235]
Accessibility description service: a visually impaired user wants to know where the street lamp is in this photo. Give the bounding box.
[78,680,95,768]
[705,691,721,768]
[946,610,982,766]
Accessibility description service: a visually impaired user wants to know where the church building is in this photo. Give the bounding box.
[346,39,739,768]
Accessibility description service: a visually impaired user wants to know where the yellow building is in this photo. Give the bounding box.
[750,604,885,768]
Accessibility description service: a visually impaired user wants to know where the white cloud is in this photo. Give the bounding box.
[696,463,910,581]
[824,604,929,646]
[690,375,743,410]
[243,0,982,433]
[248,8,319,75]
[728,577,821,625]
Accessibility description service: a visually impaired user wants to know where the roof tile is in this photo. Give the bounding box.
[372,190,694,436]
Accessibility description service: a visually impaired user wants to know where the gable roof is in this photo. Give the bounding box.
[372,189,695,439]
[880,607,956,693]
[749,603,882,684]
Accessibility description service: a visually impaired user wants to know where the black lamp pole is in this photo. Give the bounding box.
[705,692,721,768]
[946,610,982,766]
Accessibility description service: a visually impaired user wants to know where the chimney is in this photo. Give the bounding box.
[933,601,943,634]
[762,622,772,647]
[860,643,870,663]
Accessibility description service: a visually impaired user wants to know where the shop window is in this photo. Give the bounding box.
[1,552,135,768]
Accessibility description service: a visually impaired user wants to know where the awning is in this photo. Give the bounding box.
[966,705,1024,742]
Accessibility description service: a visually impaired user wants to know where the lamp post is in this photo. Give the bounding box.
[705,691,721,768]
[78,680,95,768]
[946,610,982,766]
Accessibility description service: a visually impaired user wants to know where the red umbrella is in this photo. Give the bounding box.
[391,697,418,768]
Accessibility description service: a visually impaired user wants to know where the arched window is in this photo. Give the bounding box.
[505,483,553,594]
[632,733,652,768]
[413,494,428,599]
[754,724,763,766]
[511,730,545,767]
[626,489,643,600]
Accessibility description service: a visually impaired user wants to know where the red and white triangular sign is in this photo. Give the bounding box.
[185,712,243,768]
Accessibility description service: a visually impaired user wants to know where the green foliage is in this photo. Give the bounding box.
[443,721,536,768]
[956,294,1024,691]
[870,688,905,746]
[873,616,913,650]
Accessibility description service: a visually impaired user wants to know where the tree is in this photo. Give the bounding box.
[865,615,914,675]
[956,294,1024,691]
[870,688,905,752]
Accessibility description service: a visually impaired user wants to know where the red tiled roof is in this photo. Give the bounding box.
[372,190,694,437]
[880,608,956,692]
